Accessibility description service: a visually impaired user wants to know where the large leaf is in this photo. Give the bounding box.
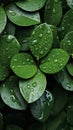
[10,53,37,79]
[30,23,53,60]
[16,0,47,12]
[6,4,40,26]
[19,69,46,103]
[44,0,62,26]
[0,5,7,34]
[40,48,69,74]
[0,76,27,110]
[30,90,54,122]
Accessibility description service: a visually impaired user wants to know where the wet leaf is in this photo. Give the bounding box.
[19,69,46,103]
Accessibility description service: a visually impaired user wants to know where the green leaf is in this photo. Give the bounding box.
[44,0,62,26]
[6,125,23,130]
[60,9,73,38]
[30,90,54,122]
[46,111,66,130]
[6,4,40,26]
[15,0,47,12]
[66,0,73,9]
[57,69,73,91]
[0,5,7,34]
[66,63,73,76]
[60,31,73,55]
[30,23,53,60]
[10,53,37,79]
[0,64,9,81]
[0,76,27,110]
[19,69,46,103]
[0,35,20,66]
[40,48,69,74]
[0,113,3,130]
[51,85,68,116]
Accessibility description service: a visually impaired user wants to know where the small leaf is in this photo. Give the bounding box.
[19,69,46,103]
[66,63,73,76]
[10,53,37,79]
[0,5,7,34]
[6,4,40,26]
[6,125,23,130]
[15,0,47,12]
[60,31,73,55]
[30,90,54,122]
[40,48,69,74]
[44,0,62,26]
[0,76,27,110]
[57,69,73,91]
[51,85,68,116]
[0,35,20,66]
[30,23,53,60]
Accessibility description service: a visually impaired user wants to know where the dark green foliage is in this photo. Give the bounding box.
[0,0,73,129]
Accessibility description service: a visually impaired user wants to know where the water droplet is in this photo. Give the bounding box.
[27,84,31,89]
[54,59,58,63]
[6,35,13,43]
[39,34,43,38]
[10,95,16,102]
[14,59,17,62]
[55,0,58,2]
[32,31,35,35]
[47,30,50,34]
[53,8,56,14]
[27,58,30,62]
[5,48,9,51]
[31,87,34,92]
[9,10,16,16]
[32,82,37,87]
[38,112,43,120]
[40,50,44,55]
[67,83,71,89]
[45,47,48,50]
[10,89,14,93]
[31,60,34,63]
[23,62,25,65]
[32,39,37,45]
[43,66,46,69]
[3,84,5,87]
[18,65,21,68]
[52,55,55,57]
[12,66,15,68]
[62,26,64,31]
[35,47,38,50]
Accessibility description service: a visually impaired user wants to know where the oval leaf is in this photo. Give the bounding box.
[0,5,7,34]
[30,23,53,60]
[40,48,69,74]
[6,4,40,26]
[30,90,54,122]
[44,0,62,26]
[0,76,27,110]
[66,63,73,76]
[16,0,47,12]
[60,9,73,38]
[57,69,73,91]
[10,53,37,79]
[19,69,46,103]
[60,31,73,55]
